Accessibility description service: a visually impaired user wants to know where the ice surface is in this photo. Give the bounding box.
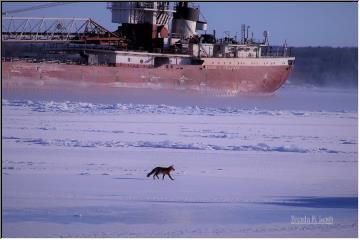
[2,85,358,237]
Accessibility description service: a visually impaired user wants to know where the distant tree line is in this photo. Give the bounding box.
[289,47,357,88]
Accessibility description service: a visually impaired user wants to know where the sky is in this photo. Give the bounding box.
[2,2,358,47]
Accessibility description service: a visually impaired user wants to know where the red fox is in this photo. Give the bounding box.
[147,165,175,180]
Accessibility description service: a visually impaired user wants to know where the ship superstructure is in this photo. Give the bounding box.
[2,2,295,95]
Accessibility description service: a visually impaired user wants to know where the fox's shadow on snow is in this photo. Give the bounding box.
[113,177,147,181]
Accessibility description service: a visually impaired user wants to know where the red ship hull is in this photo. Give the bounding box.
[2,61,293,95]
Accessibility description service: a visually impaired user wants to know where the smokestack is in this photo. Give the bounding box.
[241,24,245,44]
[246,26,250,40]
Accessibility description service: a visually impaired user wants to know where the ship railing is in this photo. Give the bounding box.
[2,56,84,65]
[216,38,266,45]
[260,46,292,58]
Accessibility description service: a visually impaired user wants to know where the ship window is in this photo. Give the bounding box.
[140,59,143,64]
[128,58,131,62]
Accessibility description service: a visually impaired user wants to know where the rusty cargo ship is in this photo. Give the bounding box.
[2,2,295,96]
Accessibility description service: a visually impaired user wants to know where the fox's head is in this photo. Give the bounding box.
[169,165,175,171]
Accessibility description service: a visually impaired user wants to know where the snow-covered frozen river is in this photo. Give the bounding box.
[2,85,358,237]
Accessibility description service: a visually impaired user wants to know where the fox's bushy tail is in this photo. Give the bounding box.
[147,169,156,177]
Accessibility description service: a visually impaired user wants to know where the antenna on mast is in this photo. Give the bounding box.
[2,2,73,16]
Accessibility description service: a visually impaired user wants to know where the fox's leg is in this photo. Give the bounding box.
[155,173,159,179]
[153,174,156,180]
[167,173,174,180]
[162,174,165,180]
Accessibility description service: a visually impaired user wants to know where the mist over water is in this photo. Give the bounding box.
[289,47,357,88]
[3,84,357,112]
